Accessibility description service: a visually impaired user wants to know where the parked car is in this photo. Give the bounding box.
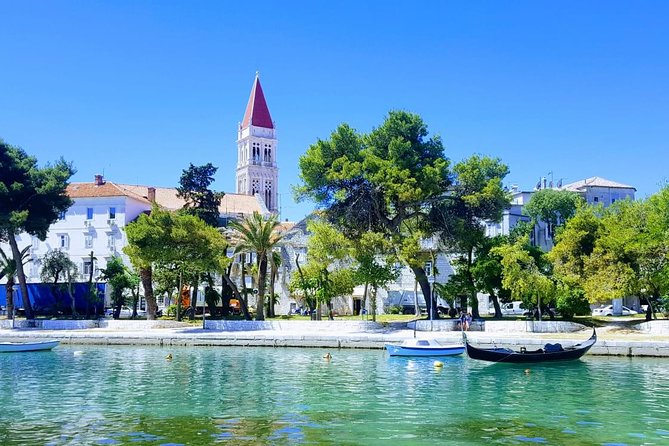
[591,305,638,317]
[105,306,147,318]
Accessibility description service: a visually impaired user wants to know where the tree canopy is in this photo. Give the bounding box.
[524,188,583,228]
[176,162,224,227]
[0,140,75,318]
[296,111,450,316]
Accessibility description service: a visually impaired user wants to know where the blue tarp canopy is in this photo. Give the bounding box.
[0,282,105,315]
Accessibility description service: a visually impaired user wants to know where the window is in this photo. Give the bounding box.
[424,261,433,277]
[593,197,599,203]
[264,180,273,209]
[107,233,115,250]
[86,208,94,220]
[59,234,69,249]
[83,260,94,277]
[109,207,116,219]
[58,211,66,220]
[84,234,93,249]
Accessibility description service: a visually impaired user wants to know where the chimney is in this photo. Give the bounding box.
[147,187,156,202]
[94,174,105,186]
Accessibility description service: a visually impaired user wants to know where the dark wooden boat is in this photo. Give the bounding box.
[464,329,596,363]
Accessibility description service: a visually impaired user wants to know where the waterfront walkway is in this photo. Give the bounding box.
[2,319,669,357]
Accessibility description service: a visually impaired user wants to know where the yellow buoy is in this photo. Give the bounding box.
[434,361,444,368]
[166,353,173,360]
[324,352,332,360]
[524,368,531,375]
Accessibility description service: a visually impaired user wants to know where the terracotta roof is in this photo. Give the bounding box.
[67,182,151,203]
[241,73,274,129]
[67,180,266,217]
[561,176,636,192]
[119,184,266,216]
[276,221,296,233]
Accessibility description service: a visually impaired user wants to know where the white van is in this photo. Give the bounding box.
[500,301,527,315]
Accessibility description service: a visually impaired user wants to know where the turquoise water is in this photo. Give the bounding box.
[1,346,668,445]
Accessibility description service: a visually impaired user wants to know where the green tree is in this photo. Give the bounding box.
[352,231,399,321]
[304,220,352,319]
[547,205,603,317]
[582,195,669,320]
[0,246,31,319]
[0,140,75,319]
[470,236,511,318]
[524,188,583,237]
[176,163,225,227]
[493,236,554,319]
[230,212,282,321]
[124,206,229,321]
[40,249,78,316]
[100,257,134,319]
[296,111,450,317]
[429,155,510,317]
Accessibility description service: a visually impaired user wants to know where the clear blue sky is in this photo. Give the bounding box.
[1,1,667,221]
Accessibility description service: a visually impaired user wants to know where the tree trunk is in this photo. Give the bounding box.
[140,266,157,320]
[327,300,334,320]
[222,271,252,320]
[371,286,378,322]
[241,256,248,311]
[361,282,368,319]
[255,255,267,321]
[466,248,480,319]
[411,265,437,319]
[220,266,231,318]
[490,292,502,319]
[295,253,316,318]
[6,277,14,320]
[8,233,32,319]
[268,262,276,318]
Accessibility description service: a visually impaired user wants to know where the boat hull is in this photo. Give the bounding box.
[0,340,60,353]
[464,329,596,363]
[385,344,465,357]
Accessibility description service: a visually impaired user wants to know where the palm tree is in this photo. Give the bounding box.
[0,246,31,320]
[268,250,282,318]
[229,212,282,321]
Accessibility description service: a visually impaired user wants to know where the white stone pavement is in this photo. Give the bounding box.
[2,319,669,357]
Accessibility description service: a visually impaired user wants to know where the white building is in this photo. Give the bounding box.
[1,175,266,287]
[486,176,636,251]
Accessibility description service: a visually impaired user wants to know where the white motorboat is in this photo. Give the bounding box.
[385,338,465,357]
[0,340,60,353]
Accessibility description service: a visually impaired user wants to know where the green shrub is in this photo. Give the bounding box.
[166,304,178,318]
[387,305,403,314]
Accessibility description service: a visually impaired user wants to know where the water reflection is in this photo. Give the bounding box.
[1,347,668,445]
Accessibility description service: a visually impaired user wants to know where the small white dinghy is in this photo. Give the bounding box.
[385,338,465,357]
[0,340,60,353]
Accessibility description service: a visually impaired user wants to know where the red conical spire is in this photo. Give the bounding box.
[241,72,274,129]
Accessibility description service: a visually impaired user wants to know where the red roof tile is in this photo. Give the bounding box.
[241,74,274,129]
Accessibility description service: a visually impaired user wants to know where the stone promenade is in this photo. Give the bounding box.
[2,319,669,357]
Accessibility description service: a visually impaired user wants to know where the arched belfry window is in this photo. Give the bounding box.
[264,180,273,209]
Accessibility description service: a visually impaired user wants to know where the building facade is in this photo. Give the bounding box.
[0,176,266,289]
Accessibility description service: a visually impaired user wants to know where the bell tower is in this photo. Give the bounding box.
[236,72,279,213]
